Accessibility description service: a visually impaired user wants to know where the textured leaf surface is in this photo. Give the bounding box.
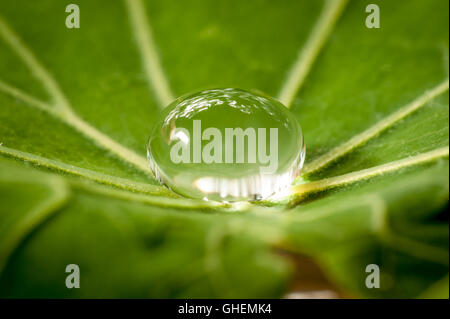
[0,0,448,298]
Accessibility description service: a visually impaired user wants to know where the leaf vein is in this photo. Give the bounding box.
[292,146,449,201]
[0,17,151,174]
[0,145,168,196]
[303,80,450,175]
[124,0,175,107]
[368,195,449,265]
[277,0,348,107]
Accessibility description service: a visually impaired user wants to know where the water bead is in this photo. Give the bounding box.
[147,88,305,202]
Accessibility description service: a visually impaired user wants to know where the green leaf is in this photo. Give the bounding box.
[0,0,448,298]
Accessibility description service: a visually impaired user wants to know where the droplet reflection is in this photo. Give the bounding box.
[148,88,305,202]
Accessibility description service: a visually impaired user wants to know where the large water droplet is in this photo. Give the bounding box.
[147,88,305,202]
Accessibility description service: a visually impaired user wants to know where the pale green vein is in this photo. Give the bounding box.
[0,17,150,174]
[0,80,150,174]
[0,80,52,113]
[278,0,348,107]
[0,145,172,197]
[62,109,151,173]
[124,0,175,107]
[303,80,450,175]
[72,180,226,210]
[283,194,449,266]
[0,146,227,210]
[292,146,449,201]
[0,175,69,275]
[368,195,449,266]
[0,16,70,112]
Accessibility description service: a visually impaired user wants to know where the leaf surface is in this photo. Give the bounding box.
[0,0,448,298]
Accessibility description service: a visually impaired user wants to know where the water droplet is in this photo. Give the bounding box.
[147,88,305,202]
